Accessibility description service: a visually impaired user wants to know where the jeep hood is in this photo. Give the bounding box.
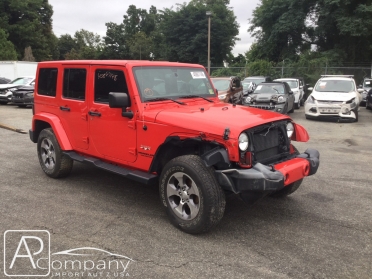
[154,102,289,139]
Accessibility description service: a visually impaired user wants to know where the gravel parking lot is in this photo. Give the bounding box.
[0,104,371,278]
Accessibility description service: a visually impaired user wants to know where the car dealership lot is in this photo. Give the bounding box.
[1,105,371,278]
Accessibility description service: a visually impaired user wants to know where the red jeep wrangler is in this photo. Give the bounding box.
[30,60,320,234]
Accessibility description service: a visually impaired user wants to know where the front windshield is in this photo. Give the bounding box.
[363,79,372,88]
[253,84,285,94]
[279,80,298,89]
[315,80,355,92]
[211,79,230,91]
[11,77,33,85]
[243,78,265,85]
[133,67,214,102]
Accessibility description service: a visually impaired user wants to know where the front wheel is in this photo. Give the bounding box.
[159,155,225,234]
[37,128,73,178]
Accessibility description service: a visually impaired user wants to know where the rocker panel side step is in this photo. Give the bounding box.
[64,151,158,185]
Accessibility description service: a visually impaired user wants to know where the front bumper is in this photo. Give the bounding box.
[11,96,33,105]
[0,94,12,102]
[215,148,319,194]
[304,102,357,121]
[244,103,286,113]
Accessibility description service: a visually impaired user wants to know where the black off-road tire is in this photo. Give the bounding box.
[37,128,73,178]
[269,145,303,198]
[159,155,225,234]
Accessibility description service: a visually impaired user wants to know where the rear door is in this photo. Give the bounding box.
[87,65,137,163]
[58,67,89,150]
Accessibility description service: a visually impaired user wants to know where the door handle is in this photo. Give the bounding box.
[88,111,101,117]
[60,106,70,111]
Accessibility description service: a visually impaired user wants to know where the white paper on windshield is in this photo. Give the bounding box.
[256,85,262,90]
[366,81,370,84]
[319,82,327,86]
[191,72,206,79]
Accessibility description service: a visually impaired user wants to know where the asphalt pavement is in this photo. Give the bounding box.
[0,104,371,279]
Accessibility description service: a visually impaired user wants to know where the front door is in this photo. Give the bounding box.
[88,66,137,163]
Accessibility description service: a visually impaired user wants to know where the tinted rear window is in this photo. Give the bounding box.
[38,68,58,97]
[63,69,87,100]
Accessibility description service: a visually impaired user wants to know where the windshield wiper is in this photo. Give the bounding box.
[146,97,186,105]
[178,95,214,102]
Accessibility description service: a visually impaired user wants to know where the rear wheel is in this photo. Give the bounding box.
[159,155,225,234]
[37,128,73,178]
[0,101,8,105]
[269,145,303,197]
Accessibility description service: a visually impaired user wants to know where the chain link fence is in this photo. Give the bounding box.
[210,64,372,87]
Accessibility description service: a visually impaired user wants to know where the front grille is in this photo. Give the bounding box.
[245,121,290,165]
[12,93,24,99]
[250,104,275,110]
[317,101,343,105]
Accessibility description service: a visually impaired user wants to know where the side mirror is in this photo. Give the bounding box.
[109,92,130,108]
[357,88,364,93]
[299,85,303,89]
[307,87,313,91]
[109,92,133,118]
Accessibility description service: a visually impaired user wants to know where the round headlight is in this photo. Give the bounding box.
[245,96,252,103]
[238,133,249,151]
[286,122,294,138]
[278,96,285,103]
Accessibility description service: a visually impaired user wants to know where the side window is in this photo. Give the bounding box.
[63,69,87,100]
[38,68,57,96]
[94,69,128,103]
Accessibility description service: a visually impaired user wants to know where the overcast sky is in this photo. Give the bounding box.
[49,0,261,56]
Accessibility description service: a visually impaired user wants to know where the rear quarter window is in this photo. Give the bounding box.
[38,68,58,97]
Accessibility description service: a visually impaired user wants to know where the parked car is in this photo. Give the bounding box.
[11,85,34,107]
[30,60,319,234]
[305,75,363,122]
[358,77,371,106]
[242,76,272,90]
[210,76,243,104]
[242,81,295,114]
[366,88,372,110]
[0,77,11,84]
[274,78,304,109]
[0,76,35,104]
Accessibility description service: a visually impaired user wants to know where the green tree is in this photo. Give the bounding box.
[0,0,58,61]
[248,0,372,64]
[159,0,239,65]
[57,34,77,60]
[101,5,160,60]
[0,28,17,60]
[63,29,102,60]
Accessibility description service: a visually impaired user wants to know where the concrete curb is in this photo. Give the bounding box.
[0,123,27,134]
